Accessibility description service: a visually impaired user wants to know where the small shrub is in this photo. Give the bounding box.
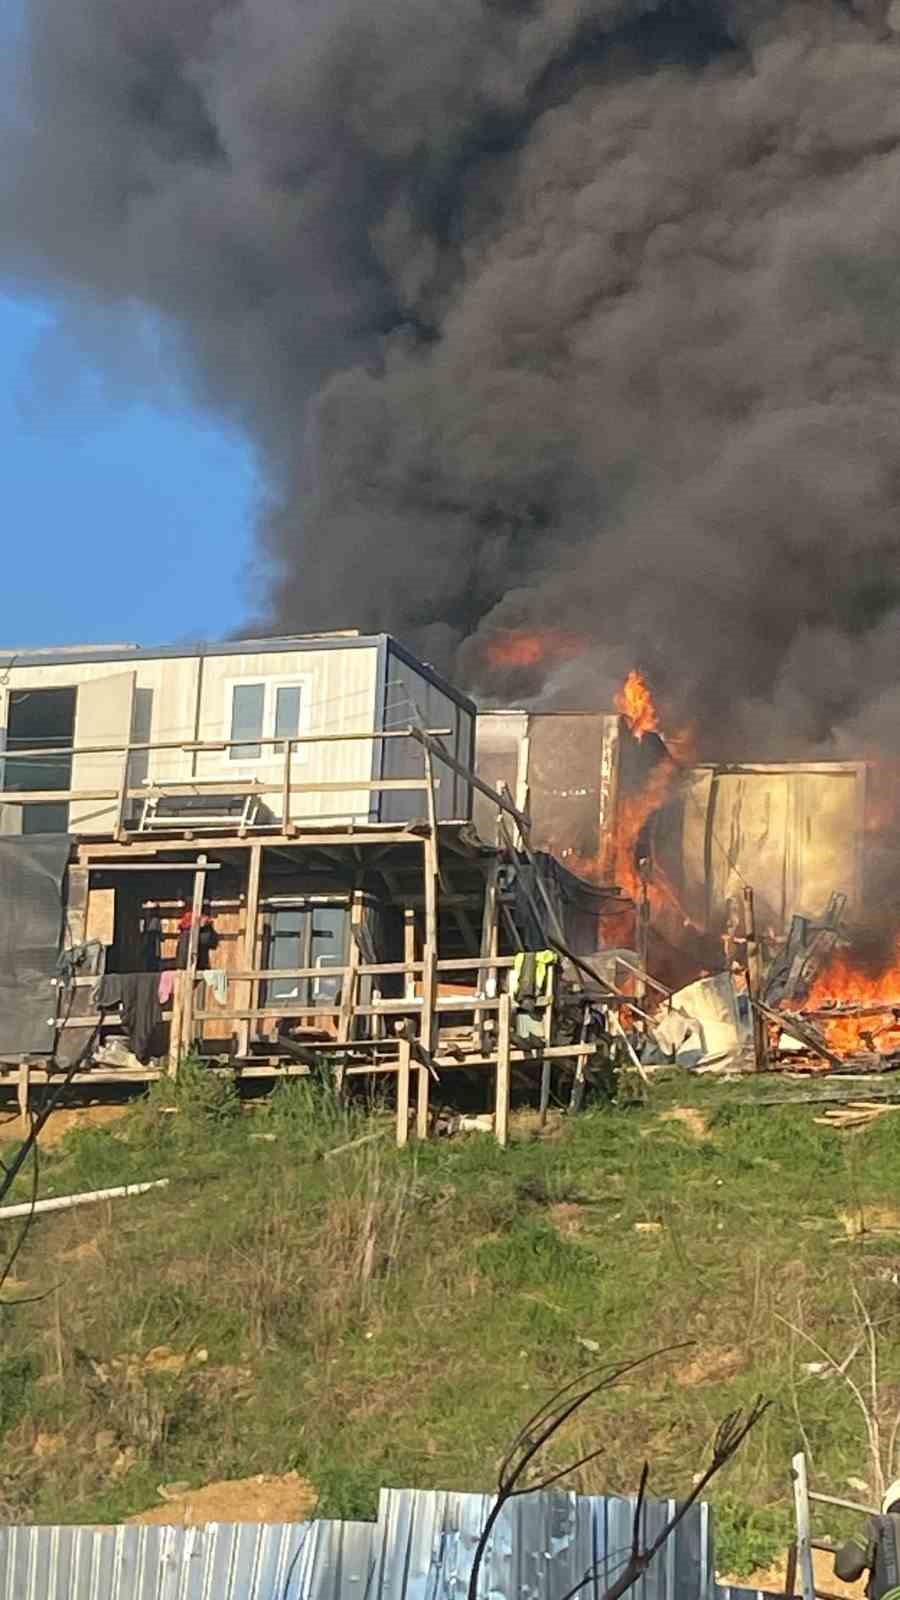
[0,1354,36,1435]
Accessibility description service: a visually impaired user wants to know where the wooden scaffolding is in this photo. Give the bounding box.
[0,726,622,1143]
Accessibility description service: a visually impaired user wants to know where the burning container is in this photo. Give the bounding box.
[476,709,867,942]
[651,762,866,938]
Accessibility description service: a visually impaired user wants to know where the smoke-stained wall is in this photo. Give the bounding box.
[6,2,900,755]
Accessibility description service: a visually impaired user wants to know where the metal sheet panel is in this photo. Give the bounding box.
[526,716,617,871]
[674,765,865,935]
[0,1491,713,1600]
[0,833,69,1055]
[375,1489,712,1600]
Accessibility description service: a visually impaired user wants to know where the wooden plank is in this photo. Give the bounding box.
[476,858,500,1048]
[415,1059,430,1141]
[421,834,438,1061]
[86,862,224,873]
[539,961,555,1127]
[17,1062,30,1131]
[179,856,207,1062]
[743,884,769,1072]
[281,739,293,830]
[167,973,184,1078]
[440,954,515,973]
[0,778,434,808]
[495,990,512,1147]
[396,1037,411,1148]
[404,910,417,1002]
[186,998,538,1024]
[65,864,90,947]
[85,887,116,947]
[539,1057,552,1125]
[77,829,423,859]
[335,892,364,1097]
[9,727,454,761]
[236,843,262,1059]
[210,961,422,982]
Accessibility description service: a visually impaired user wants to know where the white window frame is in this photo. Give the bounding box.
[223,675,312,769]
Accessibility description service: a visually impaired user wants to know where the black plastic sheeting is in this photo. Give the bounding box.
[0,835,70,1056]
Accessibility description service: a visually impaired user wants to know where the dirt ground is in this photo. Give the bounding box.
[658,1107,710,1138]
[0,1103,129,1149]
[721,1546,866,1598]
[128,1472,318,1526]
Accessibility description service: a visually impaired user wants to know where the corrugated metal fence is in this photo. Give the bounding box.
[0,1488,773,1600]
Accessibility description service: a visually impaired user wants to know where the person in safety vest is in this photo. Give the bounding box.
[834,1482,900,1600]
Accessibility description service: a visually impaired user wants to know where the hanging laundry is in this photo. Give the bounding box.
[57,940,106,982]
[95,973,163,1064]
[141,908,163,972]
[176,912,219,971]
[509,949,558,1013]
[158,970,176,1005]
[200,969,228,1004]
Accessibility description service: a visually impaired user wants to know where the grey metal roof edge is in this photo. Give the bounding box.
[0,633,479,717]
[0,634,387,672]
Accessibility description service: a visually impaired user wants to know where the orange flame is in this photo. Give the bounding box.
[803,941,900,1056]
[615,668,660,740]
[483,628,587,672]
[613,757,679,903]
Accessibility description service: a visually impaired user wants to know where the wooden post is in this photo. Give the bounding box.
[743,884,769,1072]
[539,962,555,1127]
[635,866,650,1005]
[569,1003,592,1113]
[421,833,438,1064]
[337,892,363,1046]
[415,1058,430,1141]
[417,807,438,1143]
[396,1038,411,1148]
[335,891,364,1098]
[495,990,511,1147]
[403,909,417,1001]
[115,745,131,840]
[17,1062,30,1131]
[476,859,499,1047]
[281,739,293,831]
[237,844,262,1059]
[179,855,207,1062]
[167,972,184,1077]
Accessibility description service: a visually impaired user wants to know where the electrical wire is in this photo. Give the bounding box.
[0,977,102,1306]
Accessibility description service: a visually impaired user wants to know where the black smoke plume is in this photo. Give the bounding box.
[5,1,900,755]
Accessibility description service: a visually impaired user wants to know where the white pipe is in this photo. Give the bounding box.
[0,1179,169,1221]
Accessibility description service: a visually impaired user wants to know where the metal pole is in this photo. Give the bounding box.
[792,1452,816,1600]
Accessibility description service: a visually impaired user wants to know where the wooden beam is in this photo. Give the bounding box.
[421,834,438,1061]
[403,909,417,1001]
[495,990,512,1147]
[396,1038,411,1148]
[178,855,207,1062]
[336,891,364,1061]
[743,884,769,1072]
[77,828,425,859]
[237,843,263,1059]
[415,1059,430,1141]
[167,973,184,1078]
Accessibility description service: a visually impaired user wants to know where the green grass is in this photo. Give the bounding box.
[1,1065,899,1576]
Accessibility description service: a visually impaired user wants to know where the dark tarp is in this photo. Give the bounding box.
[0,835,70,1056]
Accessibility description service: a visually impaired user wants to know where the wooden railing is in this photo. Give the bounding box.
[0,725,531,837]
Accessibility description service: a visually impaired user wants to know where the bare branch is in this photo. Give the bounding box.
[466,1348,767,1600]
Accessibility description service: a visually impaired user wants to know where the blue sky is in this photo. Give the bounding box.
[0,294,260,651]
